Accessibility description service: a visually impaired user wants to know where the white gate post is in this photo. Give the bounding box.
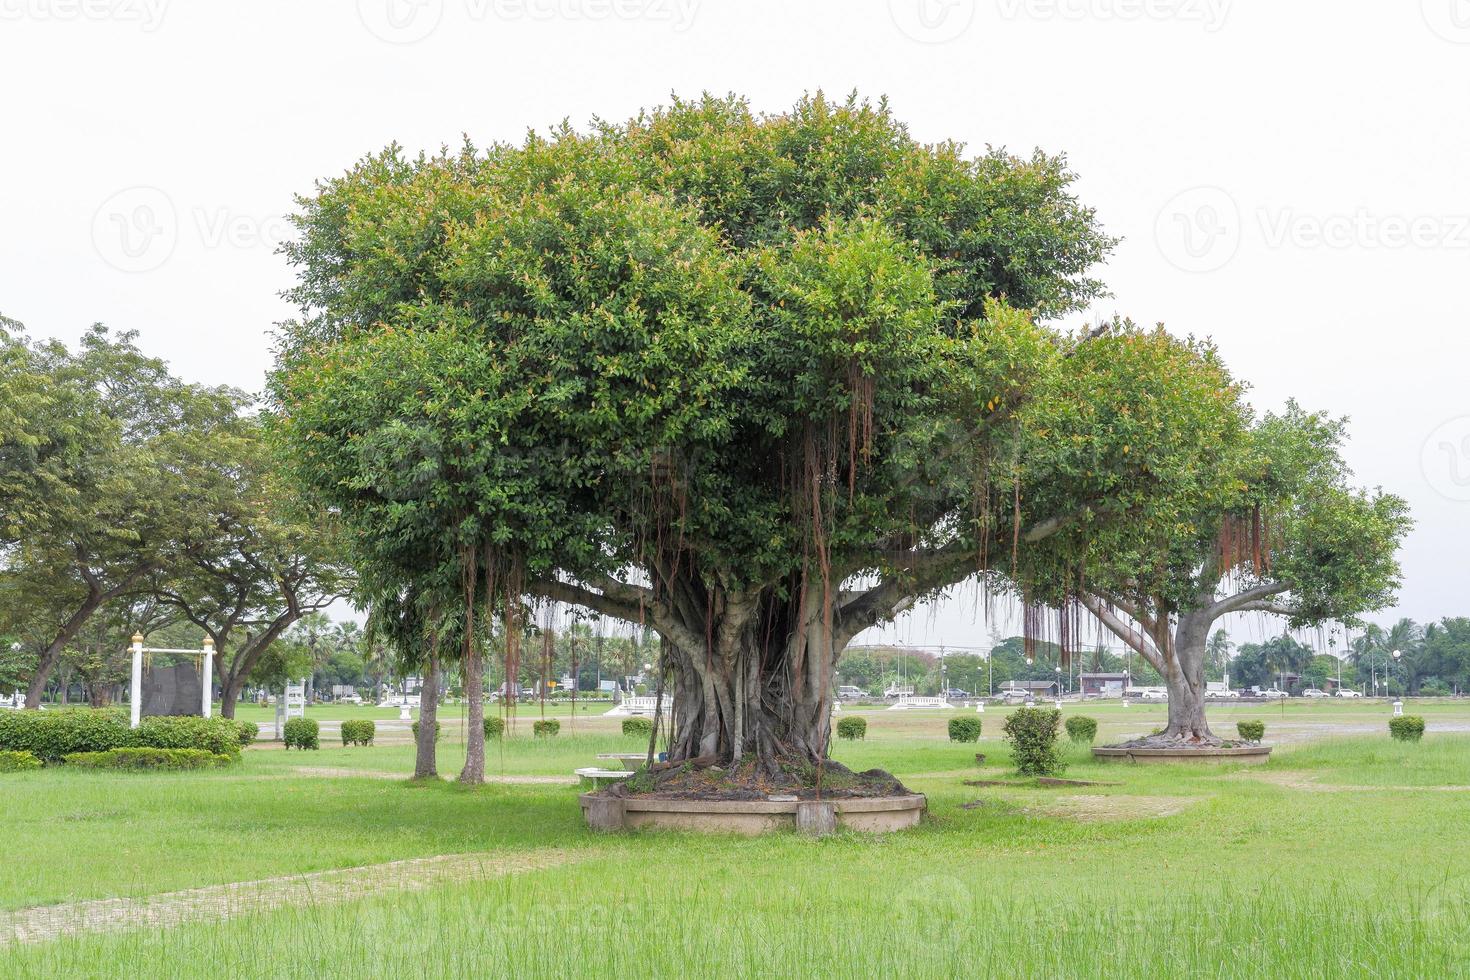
[201,638,214,719]
[129,633,144,729]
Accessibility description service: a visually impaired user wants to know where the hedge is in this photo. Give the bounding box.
[0,708,249,763]
[63,747,233,770]
[948,717,982,743]
[836,716,867,741]
[1002,707,1064,776]
[1389,715,1425,742]
[236,721,259,747]
[411,720,442,742]
[1065,716,1098,744]
[0,750,42,772]
[283,717,319,750]
[1237,720,1265,743]
[622,717,654,739]
[341,719,376,746]
[485,716,505,738]
[533,719,560,738]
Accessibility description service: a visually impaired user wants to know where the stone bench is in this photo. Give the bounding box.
[575,767,634,788]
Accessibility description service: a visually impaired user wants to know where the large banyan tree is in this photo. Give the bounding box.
[271,93,1250,773]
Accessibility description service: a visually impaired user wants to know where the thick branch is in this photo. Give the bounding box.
[1208,581,1290,619]
[1078,593,1166,675]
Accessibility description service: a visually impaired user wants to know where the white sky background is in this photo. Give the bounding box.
[2,0,1466,654]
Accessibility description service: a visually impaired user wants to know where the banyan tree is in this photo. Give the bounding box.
[271,93,1259,775]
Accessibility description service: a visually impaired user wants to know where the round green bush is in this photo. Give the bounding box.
[948,717,982,743]
[235,721,259,747]
[836,716,867,741]
[1065,716,1098,744]
[1389,715,1425,742]
[532,719,560,738]
[485,716,505,738]
[340,719,375,746]
[0,749,42,772]
[1237,720,1266,743]
[622,717,654,739]
[1002,707,1064,776]
[283,717,320,750]
[410,719,442,742]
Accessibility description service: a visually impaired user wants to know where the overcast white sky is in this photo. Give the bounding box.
[2,0,1466,653]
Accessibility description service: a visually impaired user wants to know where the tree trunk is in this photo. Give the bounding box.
[414,654,439,780]
[459,642,485,785]
[218,671,246,719]
[1159,613,1220,745]
[24,592,105,708]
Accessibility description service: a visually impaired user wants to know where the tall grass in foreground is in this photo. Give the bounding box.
[11,875,1468,978]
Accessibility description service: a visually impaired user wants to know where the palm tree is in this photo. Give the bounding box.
[1205,630,1234,683]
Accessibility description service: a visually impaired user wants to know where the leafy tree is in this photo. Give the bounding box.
[1076,404,1410,743]
[273,93,1261,772]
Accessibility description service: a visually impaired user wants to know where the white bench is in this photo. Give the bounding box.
[887,696,954,710]
[603,696,671,717]
[575,767,634,788]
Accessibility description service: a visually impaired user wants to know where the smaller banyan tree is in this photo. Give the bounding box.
[269,93,1404,782]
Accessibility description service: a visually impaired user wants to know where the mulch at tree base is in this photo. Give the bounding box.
[599,757,911,802]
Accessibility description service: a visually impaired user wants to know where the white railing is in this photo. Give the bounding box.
[887,695,953,710]
[604,695,672,717]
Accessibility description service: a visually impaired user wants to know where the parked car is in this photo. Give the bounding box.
[1204,689,1239,699]
[1134,689,1168,701]
[1302,688,1329,699]
[999,689,1031,703]
[942,688,970,699]
[1336,689,1364,698]
[1259,688,1289,699]
[836,686,870,700]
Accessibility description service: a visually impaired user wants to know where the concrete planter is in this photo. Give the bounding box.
[580,792,926,835]
[1092,744,1272,765]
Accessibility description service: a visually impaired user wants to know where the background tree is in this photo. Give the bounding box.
[1075,404,1410,744]
[274,93,1272,775]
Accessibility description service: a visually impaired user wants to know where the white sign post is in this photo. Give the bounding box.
[130,633,145,728]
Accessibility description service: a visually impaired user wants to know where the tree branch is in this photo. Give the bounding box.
[1077,593,1166,675]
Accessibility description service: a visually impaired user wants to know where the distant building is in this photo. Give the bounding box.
[1000,679,1060,697]
[1079,672,1129,698]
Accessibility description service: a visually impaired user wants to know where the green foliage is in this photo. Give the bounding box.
[1389,716,1425,742]
[532,719,560,738]
[236,721,259,747]
[1237,720,1266,743]
[947,717,982,743]
[0,750,41,772]
[621,717,653,739]
[836,716,867,741]
[62,747,232,770]
[410,720,441,742]
[135,716,245,757]
[484,716,505,739]
[1002,707,1064,776]
[0,707,131,762]
[1064,716,1098,743]
[283,717,319,750]
[340,719,375,746]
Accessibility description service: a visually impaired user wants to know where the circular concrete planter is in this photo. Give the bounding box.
[1092,744,1272,765]
[580,792,926,835]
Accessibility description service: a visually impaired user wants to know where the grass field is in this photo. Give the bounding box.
[3,700,1468,977]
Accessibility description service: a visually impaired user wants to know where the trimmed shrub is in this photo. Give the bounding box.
[63,747,232,770]
[1237,720,1265,744]
[340,719,376,746]
[533,719,560,738]
[235,721,259,747]
[485,716,505,739]
[1389,715,1425,742]
[1002,707,1064,776]
[948,717,982,743]
[0,750,42,772]
[283,717,320,750]
[0,707,132,762]
[622,717,654,739]
[410,720,442,742]
[836,716,867,741]
[135,716,244,757]
[1065,716,1098,744]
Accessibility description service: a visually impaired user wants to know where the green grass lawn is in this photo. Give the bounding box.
[3,701,1468,976]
